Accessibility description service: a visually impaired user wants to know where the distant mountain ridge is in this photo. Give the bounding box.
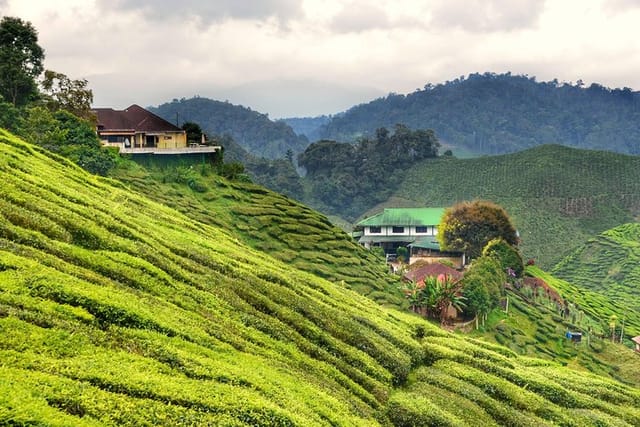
[150,97,308,159]
[312,72,640,155]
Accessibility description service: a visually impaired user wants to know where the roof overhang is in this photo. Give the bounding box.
[358,236,416,244]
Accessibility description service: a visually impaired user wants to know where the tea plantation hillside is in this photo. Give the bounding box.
[1,131,640,426]
[393,144,640,268]
[552,223,640,336]
[110,163,403,306]
[473,266,640,385]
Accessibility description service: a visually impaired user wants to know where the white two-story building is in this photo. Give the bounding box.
[355,207,463,266]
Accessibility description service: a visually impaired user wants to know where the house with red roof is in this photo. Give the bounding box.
[93,104,220,155]
[403,262,463,284]
[632,336,640,353]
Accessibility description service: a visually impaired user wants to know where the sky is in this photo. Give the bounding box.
[2,0,640,118]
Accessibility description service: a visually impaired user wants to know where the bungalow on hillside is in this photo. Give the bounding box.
[93,104,221,155]
[633,336,640,353]
[355,207,464,267]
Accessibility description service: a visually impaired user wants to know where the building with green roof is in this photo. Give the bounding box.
[355,207,463,266]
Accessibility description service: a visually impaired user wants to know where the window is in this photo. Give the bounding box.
[416,226,428,233]
[392,226,405,234]
[369,226,382,234]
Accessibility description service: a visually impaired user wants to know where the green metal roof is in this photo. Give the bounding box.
[356,208,445,227]
[358,236,417,244]
[408,237,441,250]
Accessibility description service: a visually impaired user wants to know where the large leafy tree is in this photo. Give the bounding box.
[0,16,44,106]
[438,200,518,259]
[461,256,505,325]
[40,70,94,121]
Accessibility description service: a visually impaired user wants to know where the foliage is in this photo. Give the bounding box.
[218,161,247,181]
[0,100,20,131]
[402,275,465,324]
[461,256,505,318]
[314,72,640,156]
[0,16,44,106]
[483,237,524,278]
[438,200,517,259]
[298,124,440,219]
[396,246,408,263]
[40,70,94,121]
[16,107,115,176]
[181,121,204,145]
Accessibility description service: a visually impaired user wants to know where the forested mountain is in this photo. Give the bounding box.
[3,130,640,425]
[280,115,332,141]
[151,97,309,159]
[314,73,640,155]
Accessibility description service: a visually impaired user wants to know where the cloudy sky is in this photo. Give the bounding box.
[2,0,639,118]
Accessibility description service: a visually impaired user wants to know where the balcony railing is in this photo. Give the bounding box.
[118,145,222,155]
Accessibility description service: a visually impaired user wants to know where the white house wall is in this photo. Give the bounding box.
[364,226,438,236]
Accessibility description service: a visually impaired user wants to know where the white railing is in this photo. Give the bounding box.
[119,145,221,154]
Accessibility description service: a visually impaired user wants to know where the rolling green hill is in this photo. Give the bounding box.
[315,72,640,156]
[471,265,640,386]
[1,130,640,425]
[552,223,640,336]
[390,144,640,268]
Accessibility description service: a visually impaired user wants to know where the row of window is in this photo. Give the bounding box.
[368,226,435,234]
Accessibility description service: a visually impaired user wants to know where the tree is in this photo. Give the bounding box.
[0,17,44,106]
[438,200,518,259]
[461,256,505,325]
[402,274,465,324]
[482,237,524,279]
[40,70,94,121]
[181,121,204,145]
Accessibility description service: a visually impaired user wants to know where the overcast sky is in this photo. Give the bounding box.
[2,0,640,118]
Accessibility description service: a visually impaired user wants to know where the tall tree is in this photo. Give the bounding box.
[40,70,94,121]
[0,17,44,106]
[438,200,518,259]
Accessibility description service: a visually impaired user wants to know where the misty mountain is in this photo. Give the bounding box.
[312,72,640,155]
[150,97,309,159]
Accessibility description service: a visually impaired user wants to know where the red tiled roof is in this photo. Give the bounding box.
[94,104,182,133]
[632,336,640,345]
[404,263,463,283]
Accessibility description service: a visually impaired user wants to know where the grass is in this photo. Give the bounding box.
[1,129,639,425]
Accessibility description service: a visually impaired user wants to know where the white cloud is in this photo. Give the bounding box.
[97,0,304,26]
[429,0,545,32]
[1,0,639,117]
[330,2,392,33]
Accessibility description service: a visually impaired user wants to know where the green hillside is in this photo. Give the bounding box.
[1,130,640,425]
[392,144,640,268]
[472,267,640,385]
[552,223,640,336]
[110,162,401,306]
